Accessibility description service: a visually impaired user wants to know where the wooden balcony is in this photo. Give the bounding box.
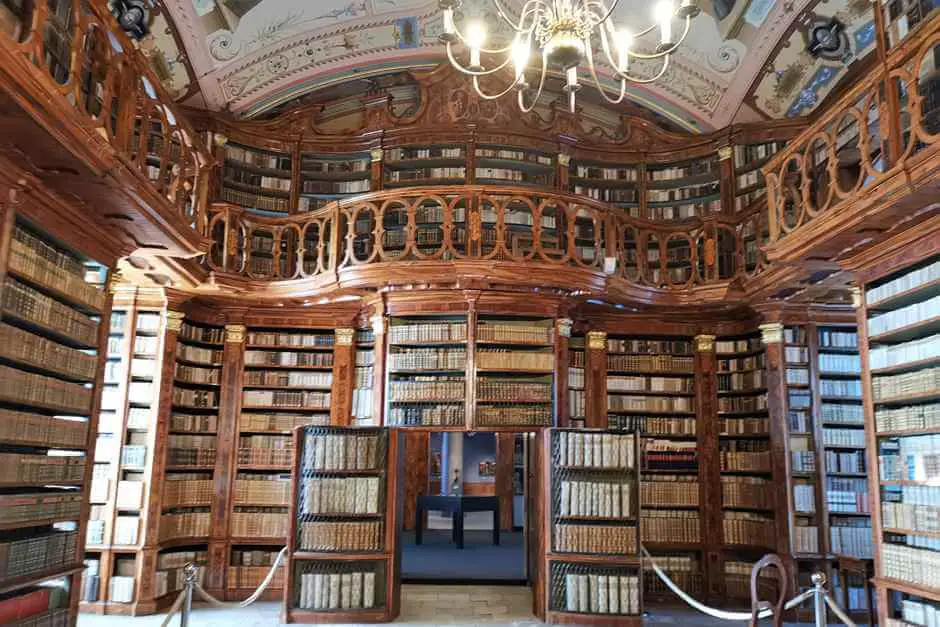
[763,17,940,266]
[0,0,213,259]
[203,185,770,308]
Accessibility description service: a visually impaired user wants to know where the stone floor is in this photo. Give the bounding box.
[76,585,836,626]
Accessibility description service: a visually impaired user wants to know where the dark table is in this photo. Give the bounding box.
[415,495,500,549]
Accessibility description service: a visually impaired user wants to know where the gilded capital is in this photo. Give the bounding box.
[213,133,228,147]
[695,334,715,352]
[587,330,607,350]
[718,145,733,161]
[557,318,573,338]
[336,328,355,346]
[557,153,571,166]
[371,315,385,336]
[850,286,862,309]
[759,322,784,345]
[165,311,185,332]
[225,324,246,343]
[370,148,384,162]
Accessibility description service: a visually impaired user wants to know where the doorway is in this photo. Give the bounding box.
[399,431,535,585]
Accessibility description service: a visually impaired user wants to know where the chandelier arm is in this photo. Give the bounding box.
[614,55,671,83]
[628,16,692,59]
[517,51,549,113]
[584,37,628,104]
[490,0,544,33]
[451,2,547,53]
[596,18,625,76]
[584,2,659,38]
[446,41,517,76]
[586,0,623,28]
[472,75,522,100]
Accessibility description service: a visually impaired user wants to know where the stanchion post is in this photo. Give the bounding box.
[812,572,827,627]
[182,562,197,627]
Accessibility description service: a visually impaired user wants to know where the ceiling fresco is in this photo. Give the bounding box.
[150,0,875,131]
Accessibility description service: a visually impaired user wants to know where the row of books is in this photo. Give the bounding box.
[224,168,291,192]
[785,346,808,363]
[882,542,940,589]
[607,339,692,355]
[241,413,323,433]
[247,331,334,348]
[608,375,693,394]
[296,570,378,610]
[0,322,98,381]
[387,405,464,426]
[220,188,289,212]
[818,353,861,373]
[820,379,863,398]
[173,388,218,408]
[477,323,552,345]
[479,147,552,164]
[642,417,696,437]
[825,450,866,473]
[644,556,701,598]
[893,599,940,627]
[388,348,466,371]
[818,329,859,349]
[301,158,368,175]
[177,344,222,365]
[715,338,761,354]
[156,552,207,598]
[553,523,636,554]
[735,168,763,192]
[718,354,765,374]
[572,165,638,181]
[477,380,550,403]
[0,453,84,485]
[474,167,549,184]
[558,481,632,520]
[386,146,463,161]
[792,450,816,473]
[643,440,697,471]
[641,476,698,507]
[794,483,816,513]
[477,349,552,371]
[868,294,940,336]
[723,512,775,548]
[160,509,211,539]
[573,186,638,203]
[0,492,83,528]
[246,350,334,368]
[476,405,552,425]
[301,179,370,194]
[873,366,940,400]
[162,477,213,508]
[641,511,700,542]
[300,477,382,515]
[299,521,384,552]
[607,354,694,373]
[720,450,770,473]
[303,432,383,471]
[734,142,782,165]
[608,395,693,413]
[0,409,86,449]
[568,367,584,389]
[237,439,292,467]
[168,438,216,467]
[882,500,940,533]
[175,364,220,385]
[718,371,765,392]
[826,477,871,513]
[386,167,465,182]
[234,475,290,506]
[0,586,68,623]
[8,231,106,311]
[227,566,285,591]
[242,390,331,409]
[785,368,809,385]
[388,322,467,344]
[720,417,768,435]
[722,476,774,510]
[719,395,768,413]
[822,403,864,424]
[388,379,464,402]
[649,160,717,181]
[556,432,636,469]
[224,145,291,171]
[0,362,93,415]
[180,323,224,345]
[0,530,77,583]
[793,525,819,554]
[866,258,940,305]
[830,522,873,558]
[824,428,866,448]
[244,370,333,388]
[231,508,289,538]
[647,183,718,203]
[559,572,640,615]
[171,413,217,433]
[871,333,940,370]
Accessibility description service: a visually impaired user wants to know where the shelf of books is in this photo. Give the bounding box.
[543,428,642,625]
[474,145,554,187]
[222,142,293,214]
[383,145,467,188]
[385,315,468,429]
[781,325,824,560]
[285,425,400,623]
[862,255,940,623]
[0,216,109,624]
[645,155,721,221]
[85,300,164,613]
[352,328,376,427]
[298,151,371,212]
[568,161,641,217]
[568,334,586,428]
[153,320,224,606]
[815,325,871,562]
[715,333,776,600]
[474,316,554,430]
[731,142,782,213]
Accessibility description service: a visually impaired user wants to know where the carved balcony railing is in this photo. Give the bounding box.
[0,0,213,240]
[763,21,940,259]
[206,186,771,300]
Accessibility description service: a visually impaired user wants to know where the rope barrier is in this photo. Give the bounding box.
[158,588,187,627]
[192,547,288,608]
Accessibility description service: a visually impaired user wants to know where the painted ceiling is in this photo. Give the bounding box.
[152,0,877,131]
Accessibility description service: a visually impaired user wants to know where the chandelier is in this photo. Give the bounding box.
[439,0,699,113]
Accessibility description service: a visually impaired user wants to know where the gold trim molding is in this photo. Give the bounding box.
[695,334,715,352]
[717,145,733,161]
[557,318,573,338]
[370,149,383,162]
[166,311,185,332]
[759,322,784,345]
[587,330,607,349]
[336,328,355,346]
[225,324,246,343]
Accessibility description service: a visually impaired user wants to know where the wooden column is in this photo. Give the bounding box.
[695,333,724,603]
[401,431,430,532]
[370,312,387,426]
[805,322,832,559]
[760,323,797,575]
[331,327,355,426]
[556,153,570,191]
[585,330,607,429]
[466,292,479,430]
[207,323,246,595]
[718,145,735,215]
[495,433,515,531]
[371,148,384,192]
[135,309,183,613]
[555,318,572,427]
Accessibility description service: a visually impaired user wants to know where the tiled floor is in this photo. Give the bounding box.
[76,585,834,626]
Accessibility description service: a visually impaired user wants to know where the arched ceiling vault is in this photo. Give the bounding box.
[147,0,879,132]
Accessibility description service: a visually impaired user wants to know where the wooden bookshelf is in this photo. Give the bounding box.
[221,143,292,215]
[731,141,783,213]
[299,152,371,212]
[859,254,940,623]
[352,328,377,427]
[0,214,111,624]
[542,428,642,625]
[568,334,586,429]
[645,155,721,222]
[284,425,401,623]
